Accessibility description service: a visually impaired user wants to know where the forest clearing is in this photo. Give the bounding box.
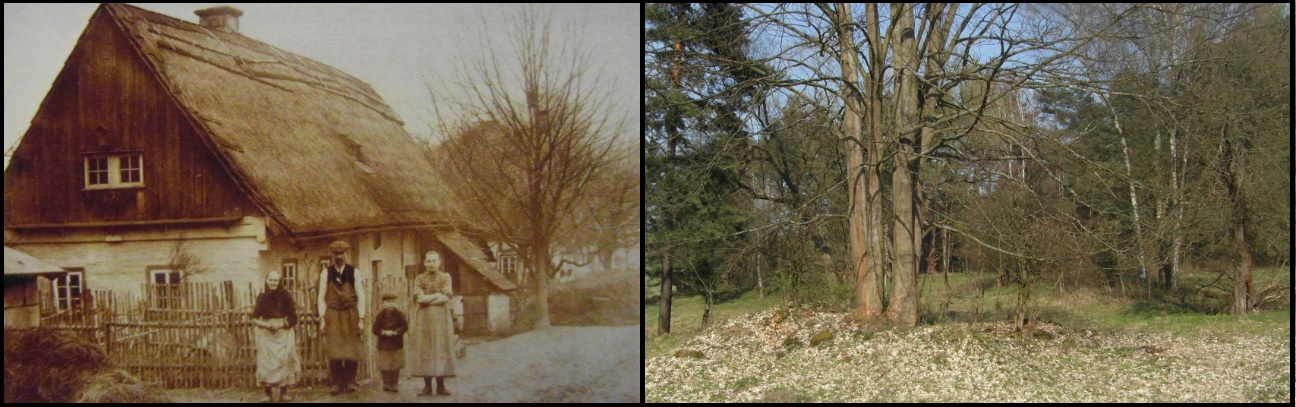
[644,268,1290,402]
[646,4,1288,402]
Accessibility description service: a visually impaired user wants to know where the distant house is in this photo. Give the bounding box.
[494,243,640,285]
[2,4,515,334]
[4,246,69,329]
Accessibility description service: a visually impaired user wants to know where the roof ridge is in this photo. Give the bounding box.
[106,3,403,124]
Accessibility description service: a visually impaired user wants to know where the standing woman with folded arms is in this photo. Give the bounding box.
[409,250,456,396]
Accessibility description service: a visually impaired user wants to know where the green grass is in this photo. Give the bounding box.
[644,288,782,359]
[647,266,1291,360]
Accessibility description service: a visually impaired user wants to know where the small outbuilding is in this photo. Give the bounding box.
[4,246,68,329]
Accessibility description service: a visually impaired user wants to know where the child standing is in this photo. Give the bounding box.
[371,292,409,393]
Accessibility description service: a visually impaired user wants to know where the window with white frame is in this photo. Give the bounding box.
[53,269,86,311]
[499,253,519,282]
[84,153,143,189]
[150,268,182,309]
[281,259,299,291]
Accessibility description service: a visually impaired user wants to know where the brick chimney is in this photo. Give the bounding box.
[195,6,243,33]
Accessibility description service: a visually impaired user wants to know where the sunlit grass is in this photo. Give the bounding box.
[645,288,783,359]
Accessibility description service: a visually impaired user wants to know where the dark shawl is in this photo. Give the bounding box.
[252,284,298,328]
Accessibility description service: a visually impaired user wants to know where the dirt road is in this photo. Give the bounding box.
[168,325,640,402]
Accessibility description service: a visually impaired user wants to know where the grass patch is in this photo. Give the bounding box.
[760,387,814,403]
[645,288,782,359]
[916,267,1290,340]
[731,376,760,391]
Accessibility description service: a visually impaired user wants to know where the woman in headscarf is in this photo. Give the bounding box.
[251,271,300,402]
[408,250,456,396]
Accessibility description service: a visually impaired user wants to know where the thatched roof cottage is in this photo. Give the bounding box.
[3,4,516,335]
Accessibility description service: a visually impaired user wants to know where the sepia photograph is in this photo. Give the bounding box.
[4,3,640,403]
[643,3,1289,403]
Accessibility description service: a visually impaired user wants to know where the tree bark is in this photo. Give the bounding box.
[1221,136,1252,316]
[888,3,920,327]
[702,291,713,328]
[1109,99,1151,298]
[659,254,673,334]
[1169,126,1184,291]
[836,3,881,319]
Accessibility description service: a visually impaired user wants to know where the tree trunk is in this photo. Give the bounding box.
[533,244,551,328]
[1221,137,1252,317]
[942,227,952,274]
[1232,223,1253,316]
[659,254,673,334]
[836,3,880,319]
[864,4,887,318]
[702,291,713,328]
[656,5,685,336]
[887,3,920,327]
[1169,125,1184,291]
[1113,104,1150,298]
[926,229,939,274]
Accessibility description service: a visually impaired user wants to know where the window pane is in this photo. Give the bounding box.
[282,262,298,290]
[120,155,141,183]
[87,157,109,186]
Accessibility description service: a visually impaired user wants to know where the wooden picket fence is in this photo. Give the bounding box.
[38,281,390,389]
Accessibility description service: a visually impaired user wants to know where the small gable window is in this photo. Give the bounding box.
[84,153,144,189]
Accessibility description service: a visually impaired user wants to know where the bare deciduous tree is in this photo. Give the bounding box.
[427,5,628,328]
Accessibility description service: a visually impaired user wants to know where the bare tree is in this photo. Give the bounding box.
[427,5,628,328]
[563,147,639,274]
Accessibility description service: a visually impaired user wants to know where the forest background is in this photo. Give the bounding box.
[644,2,1289,332]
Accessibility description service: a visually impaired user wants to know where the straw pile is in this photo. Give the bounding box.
[3,328,168,403]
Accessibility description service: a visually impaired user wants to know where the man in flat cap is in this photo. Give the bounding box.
[317,240,366,395]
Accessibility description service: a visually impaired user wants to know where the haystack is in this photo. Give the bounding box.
[3,328,169,403]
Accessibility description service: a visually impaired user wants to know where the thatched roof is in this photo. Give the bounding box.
[101,3,460,238]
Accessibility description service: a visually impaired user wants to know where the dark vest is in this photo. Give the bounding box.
[324,264,358,310]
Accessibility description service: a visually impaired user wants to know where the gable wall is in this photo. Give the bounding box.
[3,7,259,227]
